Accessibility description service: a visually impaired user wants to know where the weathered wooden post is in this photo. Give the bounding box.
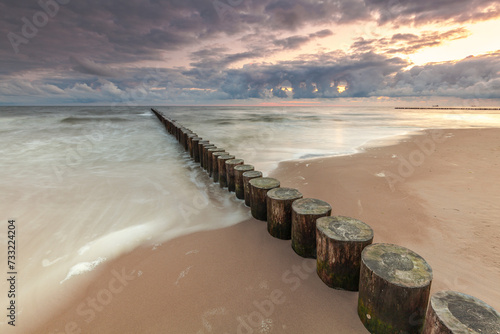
[358,243,433,334]
[191,137,201,161]
[197,140,210,165]
[266,188,303,240]
[178,127,185,147]
[316,216,373,291]
[168,120,176,135]
[243,171,263,206]
[202,144,216,170]
[218,154,235,188]
[182,129,193,151]
[234,165,254,199]
[423,290,500,334]
[202,144,215,170]
[174,123,181,141]
[249,177,280,221]
[212,151,228,183]
[225,159,244,192]
[187,134,198,158]
[291,198,332,258]
[207,148,225,176]
[178,128,188,150]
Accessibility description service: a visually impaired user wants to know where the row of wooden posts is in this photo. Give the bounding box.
[151,108,499,334]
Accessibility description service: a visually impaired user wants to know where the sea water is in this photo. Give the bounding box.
[1,105,500,331]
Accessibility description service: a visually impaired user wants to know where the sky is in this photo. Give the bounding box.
[1,0,499,106]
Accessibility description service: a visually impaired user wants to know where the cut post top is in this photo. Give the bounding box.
[218,154,235,160]
[361,243,433,288]
[292,198,332,215]
[430,290,500,333]
[249,177,280,190]
[243,170,263,178]
[212,152,227,158]
[226,159,244,165]
[208,148,225,153]
[267,187,302,201]
[316,216,373,242]
[235,164,254,172]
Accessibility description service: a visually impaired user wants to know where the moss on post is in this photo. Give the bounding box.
[266,188,303,240]
[243,171,262,207]
[225,159,244,192]
[423,290,500,334]
[218,154,235,188]
[291,198,332,258]
[207,148,225,177]
[202,144,216,170]
[249,177,280,221]
[316,216,373,291]
[234,165,254,200]
[212,151,227,183]
[358,243,433,334]
[197,140,210,165]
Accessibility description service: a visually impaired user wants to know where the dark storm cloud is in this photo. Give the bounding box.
[70,56,120,77]
[351,27,471,54]
[273,29,334,49]
[215,51,500,100]
[1,50,499,104]
[1,0,497,76]
[219,51,409,99]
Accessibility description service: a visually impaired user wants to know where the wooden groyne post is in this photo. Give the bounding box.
[218,154,235,188]
[249,177,280,221]
[207,148,225,177]
[226,159,244,192]
[243,171,263,207]
[316,216,373,291]
[358,243,433,334]
[211,151,228,183]
[234,165,255,200]
[423,290,500,334]
[266,187,303,240]
[291,198,332,258]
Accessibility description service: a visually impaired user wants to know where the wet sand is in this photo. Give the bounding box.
[34,128,500,333]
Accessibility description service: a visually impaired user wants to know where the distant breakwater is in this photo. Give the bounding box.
[395,107,500,110]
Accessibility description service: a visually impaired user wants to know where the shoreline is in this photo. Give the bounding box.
[30,127,500,334]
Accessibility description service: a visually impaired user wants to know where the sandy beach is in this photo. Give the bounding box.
[34,127,500,334]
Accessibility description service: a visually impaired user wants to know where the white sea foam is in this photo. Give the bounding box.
[60,257,107,284]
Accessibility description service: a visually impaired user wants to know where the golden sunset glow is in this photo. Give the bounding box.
[407,20,500,66]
